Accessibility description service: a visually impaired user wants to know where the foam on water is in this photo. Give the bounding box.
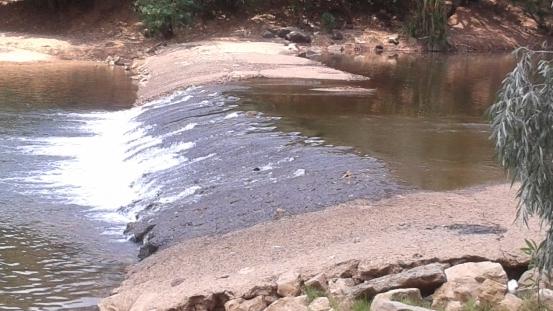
[11,90,201,228]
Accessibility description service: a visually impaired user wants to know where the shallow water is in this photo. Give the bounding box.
[0,53,517,309]
[233,53,515,190]
[0,62,137,310]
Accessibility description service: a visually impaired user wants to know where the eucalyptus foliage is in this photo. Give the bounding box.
[489,47,553,272]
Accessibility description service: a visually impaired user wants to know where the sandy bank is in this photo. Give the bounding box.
[135,40,368,102]
[100,184,541,311]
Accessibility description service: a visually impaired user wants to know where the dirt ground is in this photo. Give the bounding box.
[0,0,550,64]
[99,184,542,311]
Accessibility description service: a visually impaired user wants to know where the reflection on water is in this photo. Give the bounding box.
[0,62,137,310]
[0,61,137,111]
[0,223,126,311]
[233,53,515,190]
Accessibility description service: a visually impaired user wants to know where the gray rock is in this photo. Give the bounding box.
[329,278,355,297]
[266,296,308,311]
[262,31,275,39]
[277,27,297,39]
[308,297,331,311]
[286,31,312,44]
[277,271,302,297]
[348,263,448,299]
[370,288,432,311]
[388,34,400,45]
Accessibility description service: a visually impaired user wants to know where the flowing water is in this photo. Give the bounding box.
[0,54,515,309]
[233,53,515,190]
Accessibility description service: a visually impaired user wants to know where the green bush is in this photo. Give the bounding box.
[321,11,337,32]
[135,0,198,37]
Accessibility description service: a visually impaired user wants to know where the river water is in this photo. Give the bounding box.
[0,54,514,309]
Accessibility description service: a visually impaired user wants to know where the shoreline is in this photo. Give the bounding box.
[100,183,542,310]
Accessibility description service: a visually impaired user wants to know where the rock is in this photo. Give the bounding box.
[519,268,553,291]
[308,297,331,311]
[329,278,355,297]
[348,263,448,299]
[539,288,553,310]
[277,27,296,38]
[325,260,359,278]
[262,31,275,39]
[266,296,308,311]
[327,45,344,55]
[374,44,384,53]
[432,262,508,310]
[370,288,432,311]
[243,284,277,299]
[331,30,344,41]
[277,271,301,297]
[445,262,508,284]
[388,34,400,45]
[225,296,267,311]
[286,31,312,44]
[498,293,523,311]
[305,273,328,292]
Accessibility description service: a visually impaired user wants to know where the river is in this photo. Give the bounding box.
[0,53,514,309]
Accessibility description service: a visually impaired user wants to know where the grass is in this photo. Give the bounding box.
[304,286,326,303]
[351,298,371,311]
[400,297,433,309]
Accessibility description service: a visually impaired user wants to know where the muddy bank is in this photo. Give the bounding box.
[100,184,541,310]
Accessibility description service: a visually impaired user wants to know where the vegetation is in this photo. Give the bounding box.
[303,286,326,303]
[489,48,553,273]
[406,0,449,48]
[351,298,371,311]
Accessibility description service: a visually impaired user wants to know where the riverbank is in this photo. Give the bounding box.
[100,184,542,310]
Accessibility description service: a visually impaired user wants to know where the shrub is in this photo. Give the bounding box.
[321,11,337,32]
[489,48,553,273]
[135,0,198,37]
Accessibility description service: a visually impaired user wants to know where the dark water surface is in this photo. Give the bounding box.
[0,62,137,310]
[232,53,514,190]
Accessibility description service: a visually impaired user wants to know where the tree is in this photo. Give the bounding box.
[489,47,553,272]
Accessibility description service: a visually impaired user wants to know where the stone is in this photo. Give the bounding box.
[262,31,275,39]
[432,262,508,310]
[331,30,344,41]
[265,296,308,311]
[370,288,432,311]
[308,297,331,311]
[243,284,277,299]
[519,268,553,291]
[374,44,384,53]
[225,296,267,311]
[498,293,523,311]
[348,263,448,299]
[277,271,301,297]
[325,260,359,278]
[305,273,328,292]
[286,31,312,44]
[388,34,400,45]
[328,278,355,297]
[277,27,296,38]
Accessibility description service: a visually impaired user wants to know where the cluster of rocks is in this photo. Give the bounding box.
[178,260,552,311]
[262,27,314,44]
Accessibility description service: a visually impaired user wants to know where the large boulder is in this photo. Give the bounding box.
[225,296,267,311]
[308,297,332,311]
[329,278,356,298]
[277,271,302,297]
[518,268,553,291]
[432,262,508,310]
[370,288,432,311]
[305,273,328,292]
[265,296,309,311]
[348,263,448,299]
